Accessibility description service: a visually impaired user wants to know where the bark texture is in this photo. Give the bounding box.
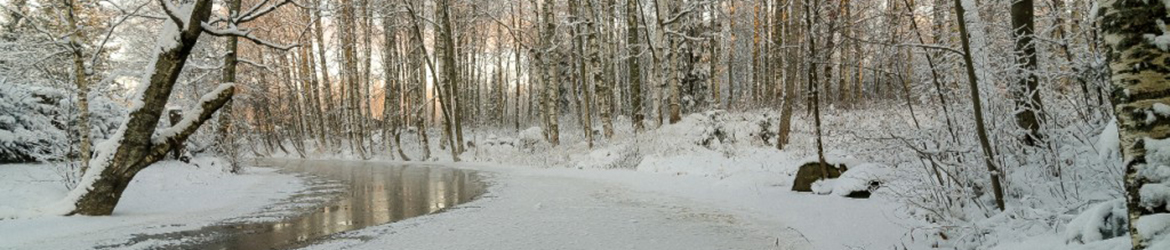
[1099,0,1170,249]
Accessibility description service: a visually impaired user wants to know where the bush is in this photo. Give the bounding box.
[0,83,67,163]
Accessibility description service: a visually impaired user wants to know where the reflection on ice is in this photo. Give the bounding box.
[102,159,484,250]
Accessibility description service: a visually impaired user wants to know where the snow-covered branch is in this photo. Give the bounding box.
[237,0,294,24]
[157,0,186,28]
[894,43,965,56]
[151,83,235,148]
[238,58,273,70]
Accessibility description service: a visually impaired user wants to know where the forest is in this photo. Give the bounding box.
[1,0,1169,249]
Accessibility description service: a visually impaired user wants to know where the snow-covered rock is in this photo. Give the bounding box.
[832,163,890,198]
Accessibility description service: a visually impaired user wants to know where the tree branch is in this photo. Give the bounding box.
[157,0,186,28]
[147,83,235,161]
[200,22,299,51]
[238,0,294,24]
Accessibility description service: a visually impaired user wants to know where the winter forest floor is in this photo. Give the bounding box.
[0,108,1130,249]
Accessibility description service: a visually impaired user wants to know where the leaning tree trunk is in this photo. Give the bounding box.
[54,0,233,216]
[1099,1,1170,249]
[954,0,1005,211]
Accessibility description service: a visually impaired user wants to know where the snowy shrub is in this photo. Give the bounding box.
[660,111,730,149]
[0,83,68,163]
[606,145,643,170]
[0,80,127,164]
[482,134,516,147]
[518,126,546,151]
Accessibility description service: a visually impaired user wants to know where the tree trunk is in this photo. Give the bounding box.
[438,0,463,160]
[727,1,736,109]
[776,0,801,151]
[627,0,644,132]
[64,0,91,175]
[541,0,560,146]
[804,0,828,178]
[587,0,614,139]
[571,0,595,148]
[1010,0,1045,146]
[772,0,784,112]
[665,1,681,124]
[954,0,1005,212]
[1099,1,1170,249]
[62,0,231,215]
[752,2,761,105]
[383,11,408,161]
[313,0,336,150]
[217,0,241,171]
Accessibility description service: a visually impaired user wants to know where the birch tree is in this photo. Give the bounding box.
[1099,0,1170,248]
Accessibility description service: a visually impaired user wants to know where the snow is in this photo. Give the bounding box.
[156,0,195,52]
[0,158,305,249]
[810,179,836,195]
[831,163,890,197]
[1154,103,1170,117]
[1143,20,1170,51]
[1136,213,1170,249]
[1098,118,1120,161]
[1141,137,1170,211]
[1064,199,1128,244]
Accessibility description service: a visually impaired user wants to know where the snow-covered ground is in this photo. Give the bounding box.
[0,157,305,249]
[301,161,904,250]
